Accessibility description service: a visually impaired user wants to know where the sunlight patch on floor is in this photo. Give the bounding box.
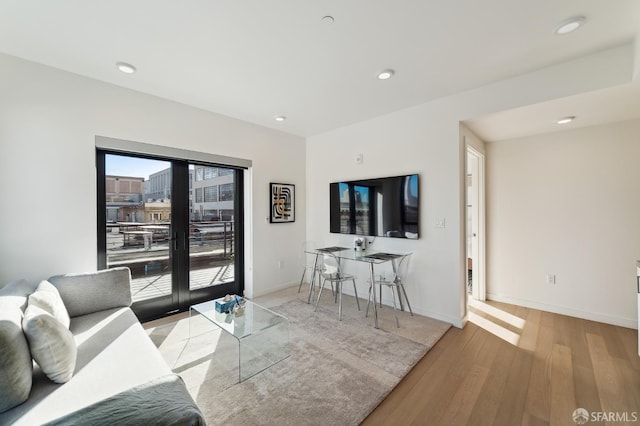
[468,311,521,346]
[467,298,527,347]
[468,298,526,330]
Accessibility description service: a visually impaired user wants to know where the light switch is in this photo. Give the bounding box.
[435,218,445,228]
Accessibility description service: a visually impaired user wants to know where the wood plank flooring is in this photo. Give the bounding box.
[362,299,640,426]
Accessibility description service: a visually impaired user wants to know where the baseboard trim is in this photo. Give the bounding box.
[412,307,464,329]
[487,293,638,330]
[251,281,299,298]
[304,284,463,329]
[355,292,463,328]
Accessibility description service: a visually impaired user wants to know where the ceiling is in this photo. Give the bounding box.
[465,78,640,142]
[0,0,639,138]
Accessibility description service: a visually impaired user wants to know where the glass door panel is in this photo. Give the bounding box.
[188,165,236,292]
[99,149,243,321]
[105,154,173,304]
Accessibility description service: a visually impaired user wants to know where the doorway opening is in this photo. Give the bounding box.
[466,145,485,301]
[97,149,245,321]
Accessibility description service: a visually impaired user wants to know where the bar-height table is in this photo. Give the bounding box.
[304,246,407,329]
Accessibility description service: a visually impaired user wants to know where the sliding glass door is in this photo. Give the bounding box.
[97,151,244,321]
[185,163,242,307]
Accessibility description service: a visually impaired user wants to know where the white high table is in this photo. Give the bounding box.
[304,246,408,329]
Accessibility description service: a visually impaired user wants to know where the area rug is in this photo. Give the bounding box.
[145,287,450,426]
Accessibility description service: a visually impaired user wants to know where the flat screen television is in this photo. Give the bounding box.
[329,174,419,239]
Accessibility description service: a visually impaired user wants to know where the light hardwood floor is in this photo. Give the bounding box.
[362,299,640,426]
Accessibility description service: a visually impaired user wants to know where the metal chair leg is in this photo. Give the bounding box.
[398,283,413,316]
[352,279,360,311]
[390,286,400,328]
[297,268,306,293]
[314,277,327,312]
[365,284,372,317]
[338,282,343,321]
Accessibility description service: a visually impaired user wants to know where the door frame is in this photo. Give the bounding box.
[466,144,486,301]
[96,148,245,321]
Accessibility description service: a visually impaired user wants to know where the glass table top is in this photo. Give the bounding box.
[190,299,288,340]
[305,247,408,263]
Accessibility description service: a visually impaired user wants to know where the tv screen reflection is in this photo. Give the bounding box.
[329,174,419,239]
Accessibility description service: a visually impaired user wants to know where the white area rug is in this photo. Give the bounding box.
[145,286,450,425]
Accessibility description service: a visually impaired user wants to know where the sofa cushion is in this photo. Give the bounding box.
[23,304,77,383]
[43,374,206,426]
[28,280,71,329]
[0,278,38,311]
[48,268,132,317]
[0,307,173,425]
[0,279,36,413]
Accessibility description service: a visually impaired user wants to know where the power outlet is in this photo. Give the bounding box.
[435,218,446,228]
[546,274,556,285]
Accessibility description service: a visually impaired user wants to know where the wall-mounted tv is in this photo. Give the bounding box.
[329,174,419,239]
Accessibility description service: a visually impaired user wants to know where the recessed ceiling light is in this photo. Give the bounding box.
[321,15,335,24]
[554,16,585,35]
[377,69,395,80]
[116,62,136,74]
[556,116,576,125]
[274,115,286,122]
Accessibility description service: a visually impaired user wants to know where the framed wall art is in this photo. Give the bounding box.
[270,182,295,223]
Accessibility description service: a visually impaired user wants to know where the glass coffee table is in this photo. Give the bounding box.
[189,298,290,382]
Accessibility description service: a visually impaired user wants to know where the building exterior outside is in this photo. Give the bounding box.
[106,167,232,224]
[146,168,172,201]
[105,175,145,222]
[144,201,171,223]
[143,167,195,219]
[191,166,235,221]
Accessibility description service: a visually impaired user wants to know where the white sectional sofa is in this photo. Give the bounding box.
[0,267,205,425]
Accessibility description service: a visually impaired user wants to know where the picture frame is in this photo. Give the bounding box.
[270,182,295,223]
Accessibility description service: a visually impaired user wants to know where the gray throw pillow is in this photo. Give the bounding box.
[22,304,77,384]
[0,279,36,413]
[0,301,33,413]
[28,280,71,329]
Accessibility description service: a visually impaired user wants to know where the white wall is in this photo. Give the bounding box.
[307,104,465,326]
[305,44,636,328]
[486,119,640,328]
[0,53,306,297]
